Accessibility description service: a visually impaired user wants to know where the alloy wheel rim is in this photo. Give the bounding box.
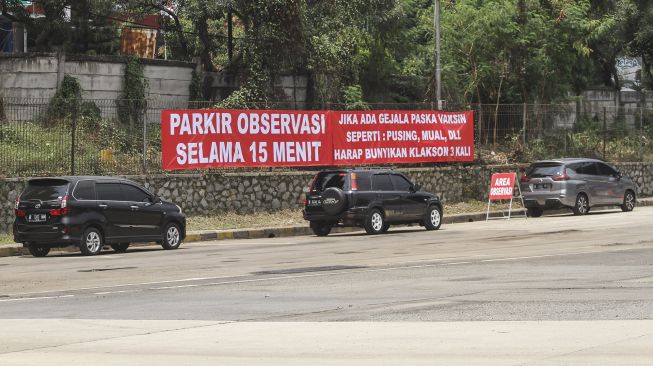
[371,213,383,231]
[86,232,101,252]
[167,227,180,246]
[578,196,588,213]
[626,193,635,210]
[430,209,441,226]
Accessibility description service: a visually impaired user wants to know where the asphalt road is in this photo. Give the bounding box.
[2,207,653,364]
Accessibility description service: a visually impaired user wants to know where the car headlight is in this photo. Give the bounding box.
[176,205,183,214]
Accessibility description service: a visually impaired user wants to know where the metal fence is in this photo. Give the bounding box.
[0,97,651,177]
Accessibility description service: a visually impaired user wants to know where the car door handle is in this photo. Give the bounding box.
[130,205,139,211]
[98,204,108,209]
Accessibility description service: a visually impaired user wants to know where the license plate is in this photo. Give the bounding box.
[27,214,47,223]
[307,199,321,206]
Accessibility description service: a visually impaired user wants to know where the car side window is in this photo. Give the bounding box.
[96,183,125,201]
[122,184,152,202]
[390,174,413,192]
[596,163,617,177]
[372,174,394,191]
[354,172,372,191]
[576,162,598,175]
[73,180,96,200]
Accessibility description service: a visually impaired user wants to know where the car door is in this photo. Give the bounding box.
[390,174,425,219]
[120,183,163,239]
[595,162,622,205]
[371,174,401,221]
[95,181,130,240]
[575,162,603,205]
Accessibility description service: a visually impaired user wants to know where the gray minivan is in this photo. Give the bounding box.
[520,158,637,217]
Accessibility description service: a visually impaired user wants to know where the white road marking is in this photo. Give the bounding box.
[0,295,74,303]
[94,290,135,295]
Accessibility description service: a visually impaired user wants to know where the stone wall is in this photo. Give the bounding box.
[2,163,653,233]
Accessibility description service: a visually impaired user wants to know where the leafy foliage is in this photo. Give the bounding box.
[117,57,148,128]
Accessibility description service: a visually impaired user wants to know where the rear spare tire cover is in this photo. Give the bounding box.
[321,187,347,215]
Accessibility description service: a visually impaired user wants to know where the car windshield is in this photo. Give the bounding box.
[312,172,346,192]
[526,163,564,178]
[21,179,70,201]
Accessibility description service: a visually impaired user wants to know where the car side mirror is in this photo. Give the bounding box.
[412,184,421,192]
[150,195,161,204]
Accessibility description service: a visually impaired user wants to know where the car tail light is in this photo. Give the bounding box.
[520,175,530,183]
[15,209,26,217]
[552,169,570,181]
[61,195,68,208]
[303,198,308,206]
[351,173,358,191]
[307,175,317,192]
[50,207,69,216]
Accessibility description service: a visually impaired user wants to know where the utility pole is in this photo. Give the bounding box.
[434,0,442,110]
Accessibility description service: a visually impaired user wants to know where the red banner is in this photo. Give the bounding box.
[161,109,475,170]
[488,173,516,200]
[161,110,333,169]
[331,110,474,165]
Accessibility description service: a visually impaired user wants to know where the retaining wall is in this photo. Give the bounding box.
[2,163,653,233]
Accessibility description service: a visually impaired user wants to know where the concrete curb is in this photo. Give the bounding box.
[2,198,652,257]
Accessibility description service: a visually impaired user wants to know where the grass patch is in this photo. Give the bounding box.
[0,233,14,245]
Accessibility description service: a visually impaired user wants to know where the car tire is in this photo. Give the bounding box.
[28,244,50,257]
[79,227,103,256]
[161,222,182,250]
[527,207,544,218]
[381,223,390,233]
[111,243,130,253]
[310,221,332,236]
[621,190,636,212]
[364,209,385,235]
[424,205,442,231]
[572,193,589,216]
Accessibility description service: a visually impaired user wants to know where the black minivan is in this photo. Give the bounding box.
[14,176,186,257]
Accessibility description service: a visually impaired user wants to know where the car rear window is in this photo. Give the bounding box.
[21,179,69,201]
[312,172,347,192]
[526,163,564,178]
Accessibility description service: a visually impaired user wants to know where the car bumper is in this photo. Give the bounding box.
[522,192,575,209]
[303,207,367,223]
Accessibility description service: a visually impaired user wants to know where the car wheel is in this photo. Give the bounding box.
[79,227,103,256]
[527,207,544,218]
[621,190,636,212]
[364,209,385,235]
[424,205,442,230]
[28,244,50,257]
[161,222,182,250]
[572,193,589,216]
[381,223,390,233]
[310,221,332,236]
[110,243,130,253]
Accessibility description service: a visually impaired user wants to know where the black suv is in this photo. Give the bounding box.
[14,176,186,257]
[303,169,443,236]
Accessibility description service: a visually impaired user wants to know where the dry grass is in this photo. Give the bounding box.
[0,200,525,245]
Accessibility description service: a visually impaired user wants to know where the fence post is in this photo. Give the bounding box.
[143,112,148,173]
[522,103,527,145]
[641,107,645,162]
[602,107,607,160]
[143,101,148,174]
[71,105,77,175]
[476,103,482,161]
